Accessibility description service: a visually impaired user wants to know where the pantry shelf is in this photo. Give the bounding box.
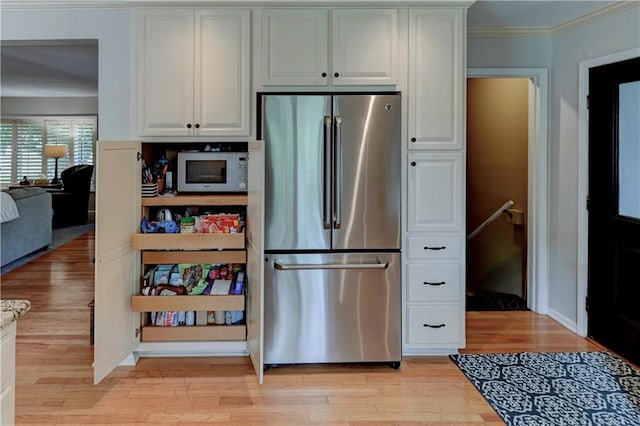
[130,232,245,250]
[131,294,245,312]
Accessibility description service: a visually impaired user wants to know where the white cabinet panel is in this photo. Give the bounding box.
[408,152,463,232]
[408,9,464,150]
[1,321,16,426]
[261,8,397,87]
[135,8,250,137]
[406,305,463,345]
[407,263,462,303]
[331,9,397,85]
[261,9,328,86]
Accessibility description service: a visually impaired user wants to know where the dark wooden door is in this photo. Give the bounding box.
[588,56,640,365]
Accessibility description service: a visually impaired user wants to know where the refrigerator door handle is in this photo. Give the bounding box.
[323,116,333,230]
[274,260,389,271]
[333,115,342,230]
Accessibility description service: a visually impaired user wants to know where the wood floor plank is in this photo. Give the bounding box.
[0,231,606,424]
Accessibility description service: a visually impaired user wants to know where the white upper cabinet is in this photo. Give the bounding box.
[261,8,397,86]
[261,9,328,86]
[408,9,464,150]
[331,9,397,85]
[135,8,250,137]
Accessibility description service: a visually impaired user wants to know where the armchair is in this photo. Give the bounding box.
[51,164,94,228]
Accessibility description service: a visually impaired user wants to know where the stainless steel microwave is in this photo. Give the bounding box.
[177,151,248,193]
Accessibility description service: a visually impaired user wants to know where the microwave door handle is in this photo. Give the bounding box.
[323,116,332,229]
[334,116,342,230]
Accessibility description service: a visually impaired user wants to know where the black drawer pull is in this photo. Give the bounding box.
[423,281,446,286]
[423,323,446,329]
[424,246,446,251]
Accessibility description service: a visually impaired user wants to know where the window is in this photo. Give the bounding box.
[0,117,96,185]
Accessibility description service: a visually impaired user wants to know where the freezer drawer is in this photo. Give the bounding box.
[264,252,401,365]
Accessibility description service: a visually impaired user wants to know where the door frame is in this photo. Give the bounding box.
[467,68,549,313]
[576,47,640,337]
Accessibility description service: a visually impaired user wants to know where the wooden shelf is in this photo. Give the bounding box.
[141,250,246,265]
[142,194,248,206]
[131,295,245,312]
[141,325,246,342]
[131,232,245,250]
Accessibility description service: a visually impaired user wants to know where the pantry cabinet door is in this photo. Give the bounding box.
[408,9,464,150]
[261,9,329,86]
[331,9,398,86]
[195,9,251,136]
[94,140,141,384]
[247,140,265,383]
[135,9,194,136]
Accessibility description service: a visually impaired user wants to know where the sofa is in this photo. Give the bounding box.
[1,187,53,267]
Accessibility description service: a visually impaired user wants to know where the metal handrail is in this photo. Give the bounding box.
[467,200,515,241]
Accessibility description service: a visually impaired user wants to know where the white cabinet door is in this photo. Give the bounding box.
[331,9,397,86]
[135,10,194,136]
[195,9,250,136]
[408,9,464,150]
[94,140,141,384]
[247,140,265,383]
[408,152,463,232]
[261,9,328,86]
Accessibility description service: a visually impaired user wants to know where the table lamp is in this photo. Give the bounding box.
[44,144,67,185]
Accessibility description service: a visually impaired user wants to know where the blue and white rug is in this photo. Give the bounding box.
[451,352,640,426]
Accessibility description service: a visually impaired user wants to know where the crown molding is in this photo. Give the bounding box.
[0,0,476,9]
[468,1,638,38]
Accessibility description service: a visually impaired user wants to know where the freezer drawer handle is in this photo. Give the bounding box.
[274,261,389,270]
[424,246,446,251]
[423,281,446,286]
[423,323,446,328]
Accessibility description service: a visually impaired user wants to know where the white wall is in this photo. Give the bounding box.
[0,8,132,139]
[549,5,640,325]
[468,4,640,329]
[1,97,99,116]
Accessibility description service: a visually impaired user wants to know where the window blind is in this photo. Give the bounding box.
[0,117,96,185]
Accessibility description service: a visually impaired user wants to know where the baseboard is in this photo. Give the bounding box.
[547,308,578,334]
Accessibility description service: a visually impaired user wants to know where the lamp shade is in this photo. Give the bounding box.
[44,144,68,159]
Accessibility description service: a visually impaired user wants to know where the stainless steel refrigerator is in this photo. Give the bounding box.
[259,93,401,367]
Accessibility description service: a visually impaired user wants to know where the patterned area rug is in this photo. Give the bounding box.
[451,352,640,425]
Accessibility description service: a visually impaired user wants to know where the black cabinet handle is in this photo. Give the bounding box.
[322,72,327,77]
[424,246,446,251]
[411,137,416,142]
[411,161,416,167]
[334,72,340,77]
[195,123,200,129]
[423,323,446,328]
[186,123,192,129]
[423,281,446,286]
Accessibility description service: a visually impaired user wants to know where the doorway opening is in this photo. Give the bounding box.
[466,77,529,311]
[465,69,549,315]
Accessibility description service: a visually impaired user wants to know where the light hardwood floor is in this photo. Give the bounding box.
[1,232,602,425]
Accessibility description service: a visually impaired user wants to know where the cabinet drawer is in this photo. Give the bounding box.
[407,263,462,302]
[406,305,463,345]
[407,235,462,260]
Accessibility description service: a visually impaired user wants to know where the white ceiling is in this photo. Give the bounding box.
[0,2,626,97]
